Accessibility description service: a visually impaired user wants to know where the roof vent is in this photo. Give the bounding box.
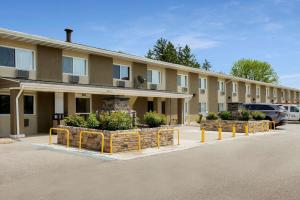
[64,28,73,42]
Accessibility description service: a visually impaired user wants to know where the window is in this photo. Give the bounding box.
[291,106,299,113]
[24,95,34,114]
[281,91,284,98]
[266,88,270,97]
[147,70,161,84]
[177,74,188,87]
[199,78,207,89]
[218,103,225,112]
[0,95,10,114]
[218,81,225,92]
[246,85,251,95]
[256,87,260,96]
[76,98,90,114]
[199,103,207,113]
[63,56,87,76]
[147,101,154,112]
[0,46,33,70]
[113,64,130,80]
[273,90,277,97]
[232,82,237,93]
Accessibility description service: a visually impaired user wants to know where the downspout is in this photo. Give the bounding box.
[16,86,24,136]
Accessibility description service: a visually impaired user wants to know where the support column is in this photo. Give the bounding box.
[10,89,24,137]
[64,93,76,115]
[166,98,178,125]
[153,97,162,114]
[177,98,184,124]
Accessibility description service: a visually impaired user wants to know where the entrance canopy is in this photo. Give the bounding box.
[0,77,193,99]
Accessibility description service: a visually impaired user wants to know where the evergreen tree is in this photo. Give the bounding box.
[202,59,212,71]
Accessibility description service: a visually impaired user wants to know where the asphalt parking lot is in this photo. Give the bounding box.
[1,124,300,200]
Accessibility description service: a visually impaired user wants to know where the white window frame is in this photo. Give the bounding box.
[256,87,260,96]
[178,74,188,88]
[147,69,162,84]
[218,80,225,92]
[199,77,207,90]
[232,82,237,94]
[0,45,35,71]
[218,103,225,112]
[113,63,131,81]
[266,88,270,97]
[63,55,88,76]
[199,102,207,114]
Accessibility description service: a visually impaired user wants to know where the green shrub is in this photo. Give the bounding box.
[86,113,100,129]
[239,110,251,121]
[64,115,87,127]
[143,111,167,127]
[98,111,132,130]
[251,111,266,120]
[197,114,203,123]
[218,111,232,120]
[206,112,218,120]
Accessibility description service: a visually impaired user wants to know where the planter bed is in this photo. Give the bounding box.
[201,120,270,133]
[56,125,174,153]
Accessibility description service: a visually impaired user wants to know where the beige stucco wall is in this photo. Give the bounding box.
[0,115,10,137]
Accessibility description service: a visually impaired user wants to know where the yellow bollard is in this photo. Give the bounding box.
[201,128,205,143]
[218,127,222,140]
[232,124,236,138]
[245,124,249,136]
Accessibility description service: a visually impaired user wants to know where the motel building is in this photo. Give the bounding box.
[0,28,299,138]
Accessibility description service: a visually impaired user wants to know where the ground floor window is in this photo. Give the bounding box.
[76,98,90,114]
[218,103,225,112]
[24,95,34,114]
[147,101,154,112]
[0,94,10,114]
[199,102,207,114]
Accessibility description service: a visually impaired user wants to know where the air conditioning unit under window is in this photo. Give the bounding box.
[69,75,79,84]
[220,91,225,96]
[181,87,188,93]
[232,92,237,97]
[200,89,206,94]
[116,80,125,87]
[150,84,157,90]
[15,69,29,79]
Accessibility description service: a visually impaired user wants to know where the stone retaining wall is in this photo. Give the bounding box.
[201,120,270,133]
[56,126,174,153]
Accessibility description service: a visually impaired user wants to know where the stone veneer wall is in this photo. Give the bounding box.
[201,120,270,133]
[56,126,174,153]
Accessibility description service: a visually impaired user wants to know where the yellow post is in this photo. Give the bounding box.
[110,134,113,155]
[232,124,236,138]
[49,128,69,148]
[49,128,53,145]
[176,129,180,145]
[245,124,249,136]
[201,128,205,143]
[79,131,104,154]
[218,127,222,140]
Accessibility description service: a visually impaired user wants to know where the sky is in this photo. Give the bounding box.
[1,0,300,88]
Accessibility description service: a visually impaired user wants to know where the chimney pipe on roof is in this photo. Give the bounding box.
[64,28,73,42]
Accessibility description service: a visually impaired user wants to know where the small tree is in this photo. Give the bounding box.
[202,59,212,71]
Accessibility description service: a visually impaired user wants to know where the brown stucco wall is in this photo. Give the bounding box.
[132,62,147,89]
[251,84,256,103]
[226,79,232,103]
[153,98,162,113]
[37,92,54,133]
[36,45,62,82]
[10,89,24,135]
[166,98,178,125]
[261,85,266,103]
[91,94,105,112]
[207,76,218,113]
[89,54,113,86]
[188,72,199,115]
[238,82,246,103]
[165,68,177,92]
[132,97,148,119]
[64,93,76,115]
[277,88,282,103]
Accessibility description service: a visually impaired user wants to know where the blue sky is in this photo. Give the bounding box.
[1,0,300,88]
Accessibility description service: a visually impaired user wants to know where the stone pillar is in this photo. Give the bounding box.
[64,93,76,115]
[10,89,24,136]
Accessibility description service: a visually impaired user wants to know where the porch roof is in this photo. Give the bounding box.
[0,77,192,99]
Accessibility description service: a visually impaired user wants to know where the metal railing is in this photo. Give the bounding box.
[49,128,70,147]
[157,128,180,149]
[110,131,141,154]
[79,131,104,154]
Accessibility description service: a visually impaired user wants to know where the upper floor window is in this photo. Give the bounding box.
[281,91,284,98]
[232,82,237,93]
[273,90,277,97]
[113,64,130,80]
[0,46,34,70]
[199,78,207,90]
[218,81,225,92]
[266,88,270,96]
[246,85,251,95]
[177,74,188,87]
[63,56,87,76]
[256,87,260,96]
[147,69,161,84]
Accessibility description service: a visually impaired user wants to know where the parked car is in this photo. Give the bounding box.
[243,103,287,126]
[280,104,300,121]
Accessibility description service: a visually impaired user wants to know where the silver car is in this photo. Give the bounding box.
[243,103,287,126]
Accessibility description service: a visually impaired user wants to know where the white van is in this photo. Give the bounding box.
[282,104,300,121]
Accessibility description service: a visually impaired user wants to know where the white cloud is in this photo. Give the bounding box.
[173,34,220,50]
